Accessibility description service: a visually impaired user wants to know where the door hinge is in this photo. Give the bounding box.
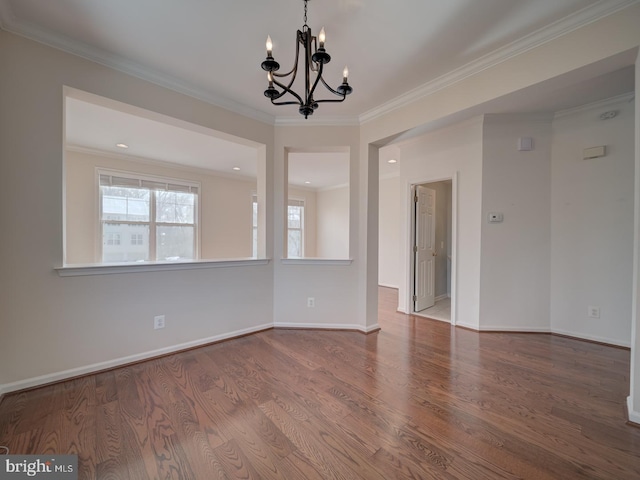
[413,295,417,302]
[413,245,418,253]
[414,193,418,203]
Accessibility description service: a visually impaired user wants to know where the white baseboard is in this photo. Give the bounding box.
[628,396,640,425]
[0,323,273,396]
[398,316,632,349]
[378,283,399,289]
[453,324,629,348]
[551,328,630,348]
[435,294,449,301]
[455,322,479,330]
[273,322,379,334]
[479,325,551,333]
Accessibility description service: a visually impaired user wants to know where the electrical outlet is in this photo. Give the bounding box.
[154,315,166,329]
[307,297,315,308]
[587,306,600,319]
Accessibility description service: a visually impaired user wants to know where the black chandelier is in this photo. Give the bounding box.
[261,0,353,118]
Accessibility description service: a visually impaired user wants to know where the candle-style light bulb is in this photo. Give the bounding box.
[266,35,273,57]
[319,28,326,48]
[343,66,349,83]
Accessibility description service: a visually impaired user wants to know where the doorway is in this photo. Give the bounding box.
[412,179,453,322]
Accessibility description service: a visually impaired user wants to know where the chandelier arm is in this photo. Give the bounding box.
[314,96,347,104]
[272,71,300,100]
[306,32,319,73]
[273,30,304,79]
[272,77,304,105]
[270,99,303,106]
[310,35,319,72]
[318,75,345,97]
[307,62,327,105]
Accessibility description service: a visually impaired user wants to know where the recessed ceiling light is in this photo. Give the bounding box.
[387,159,397,164]
[116,143,129,149]
[304,181,311,184]
[232,167,241,171]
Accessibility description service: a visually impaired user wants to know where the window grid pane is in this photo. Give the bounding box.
[102,224,149,263]
[101,186,150,222]
[287,203,304,258]
[157,226,195,261]
[156,191,195,224]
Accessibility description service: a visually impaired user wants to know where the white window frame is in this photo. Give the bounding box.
[97,169,200,263]
[252,193,258,259]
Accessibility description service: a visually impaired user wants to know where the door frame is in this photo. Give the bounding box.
[406,172,458,325]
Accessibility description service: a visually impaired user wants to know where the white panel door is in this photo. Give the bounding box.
[415,185,436,312]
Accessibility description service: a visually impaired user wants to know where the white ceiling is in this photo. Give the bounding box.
[5,0,637,187]
[289,151,350,190]
[1,0,636,123]
[66,96,260,179]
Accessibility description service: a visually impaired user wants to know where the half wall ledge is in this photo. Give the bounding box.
[55,258,271,276]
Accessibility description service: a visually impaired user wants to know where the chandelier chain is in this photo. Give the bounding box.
[303,0,308,28]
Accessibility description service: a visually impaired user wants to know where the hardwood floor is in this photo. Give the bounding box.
[1,286,639,479]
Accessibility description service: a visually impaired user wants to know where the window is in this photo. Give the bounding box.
[131,234,144,245]
[99,172,198,263]
[106,233,121,246]
[287,199,304,258]
[252,195,258,258]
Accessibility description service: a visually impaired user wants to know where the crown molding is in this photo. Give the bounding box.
[65,144,258,181]
[553,91,635,119]
[275,115,360,127]
[0,3,275,125]
[359,0,640,124]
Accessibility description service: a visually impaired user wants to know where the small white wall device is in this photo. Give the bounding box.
[518,137,533,151]
[583,146,606,159]
[488,212,504,223]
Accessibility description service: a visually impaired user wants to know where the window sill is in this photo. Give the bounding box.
[56,258,271,277]
[281,258,353,266]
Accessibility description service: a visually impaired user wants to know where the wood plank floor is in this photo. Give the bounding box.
[1,287,639,479]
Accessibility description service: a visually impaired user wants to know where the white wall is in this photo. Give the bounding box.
[0,32,275,393]
[397,117,484,328]
[551,96,635,347]
[479,115,553,331]
[65,149,257,263]
[317,185,350,258]
[274,126,365,331]
[378,175,401,288]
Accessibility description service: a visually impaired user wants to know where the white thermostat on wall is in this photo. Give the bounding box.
[488,212,504,223]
